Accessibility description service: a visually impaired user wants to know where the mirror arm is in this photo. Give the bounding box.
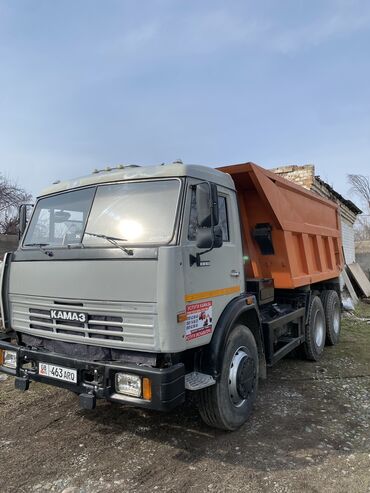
[189,245,214,267]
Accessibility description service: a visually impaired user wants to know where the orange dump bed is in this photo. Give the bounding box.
[218,163,343,289]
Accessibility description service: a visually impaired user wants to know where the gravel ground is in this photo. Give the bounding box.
[0,302,369,493]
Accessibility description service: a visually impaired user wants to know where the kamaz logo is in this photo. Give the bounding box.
[50,310,87,323]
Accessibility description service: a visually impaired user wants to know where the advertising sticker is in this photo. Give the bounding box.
[185,301,213,341]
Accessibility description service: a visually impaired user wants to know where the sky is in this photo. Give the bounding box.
[0,0,370,206]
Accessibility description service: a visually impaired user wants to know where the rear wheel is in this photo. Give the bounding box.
[303,296,326,361]
[321,290,341,346]
[198,324,258,431]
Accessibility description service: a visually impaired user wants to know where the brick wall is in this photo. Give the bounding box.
[271,164,315,190]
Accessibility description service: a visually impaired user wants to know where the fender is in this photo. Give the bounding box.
[200,293,266,378]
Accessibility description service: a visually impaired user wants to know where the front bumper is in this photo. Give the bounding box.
[0,339,185,411]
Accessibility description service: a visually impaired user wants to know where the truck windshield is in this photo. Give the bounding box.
[24,180,181,248]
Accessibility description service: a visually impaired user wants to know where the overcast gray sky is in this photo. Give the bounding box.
[1,0,369,205]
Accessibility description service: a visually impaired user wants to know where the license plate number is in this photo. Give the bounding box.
[38,363,77,383]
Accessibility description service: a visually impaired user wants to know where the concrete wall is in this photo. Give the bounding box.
[357,254,370,280]
[356,240,370,280]
[0,234,19,259]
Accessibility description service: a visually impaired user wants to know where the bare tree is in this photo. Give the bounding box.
[348,174,370,211]
[353,215,370,241]
[348,174,370,241]
[0,174,31,234]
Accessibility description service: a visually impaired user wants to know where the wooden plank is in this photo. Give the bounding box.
[341,269,358,303]
[347,263,370,297]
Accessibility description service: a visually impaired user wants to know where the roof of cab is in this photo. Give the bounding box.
[39,163,236,197]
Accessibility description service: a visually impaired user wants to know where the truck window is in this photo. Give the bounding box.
[83,180,180,246]
[24,180,181,248]
[24,188,95,247]
[188,188,230,242]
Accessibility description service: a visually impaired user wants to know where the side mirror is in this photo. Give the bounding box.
[196,225,223,249]
[19,204,33,239]
[196,182,219,227]
[213,225,223,248]
[196,228,213,249]
[190,183,223,267]
[191,225,223,266]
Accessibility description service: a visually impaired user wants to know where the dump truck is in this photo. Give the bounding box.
[0,162,343,430]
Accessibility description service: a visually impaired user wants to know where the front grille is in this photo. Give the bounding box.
[10,294,157,350]
[27,305,125,341]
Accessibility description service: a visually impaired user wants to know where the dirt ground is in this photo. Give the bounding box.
[0,303,369,493]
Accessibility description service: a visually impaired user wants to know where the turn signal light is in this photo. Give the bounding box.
[0,350,3,366]
[142,377,152,401]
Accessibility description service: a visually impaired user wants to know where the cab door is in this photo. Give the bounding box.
[181,179,244,347]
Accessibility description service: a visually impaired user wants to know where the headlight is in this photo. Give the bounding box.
[2,350,17,369]
[115,373,142,397]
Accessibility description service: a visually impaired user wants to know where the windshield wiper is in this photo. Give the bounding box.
[84,232,134,256]
[24,243,54,257]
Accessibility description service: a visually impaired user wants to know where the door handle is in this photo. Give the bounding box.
[230,270,240,278]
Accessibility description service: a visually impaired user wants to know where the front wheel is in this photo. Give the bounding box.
[198,324,259,431]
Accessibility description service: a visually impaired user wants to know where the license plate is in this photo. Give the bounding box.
[38,362,77,383]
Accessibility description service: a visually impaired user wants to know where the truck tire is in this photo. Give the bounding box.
[320,290,341,346]
[198,324,258,431]
[303,296,326,361]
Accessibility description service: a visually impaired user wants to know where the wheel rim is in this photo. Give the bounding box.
[228,346,255,408]
[333,301,340,335]
[314,310,325,347]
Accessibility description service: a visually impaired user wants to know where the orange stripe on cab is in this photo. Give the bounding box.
[184,285,240,303]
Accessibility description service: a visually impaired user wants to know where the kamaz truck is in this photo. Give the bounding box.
[0,162,343,430]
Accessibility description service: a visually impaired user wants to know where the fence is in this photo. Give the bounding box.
[0,234,19,260]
